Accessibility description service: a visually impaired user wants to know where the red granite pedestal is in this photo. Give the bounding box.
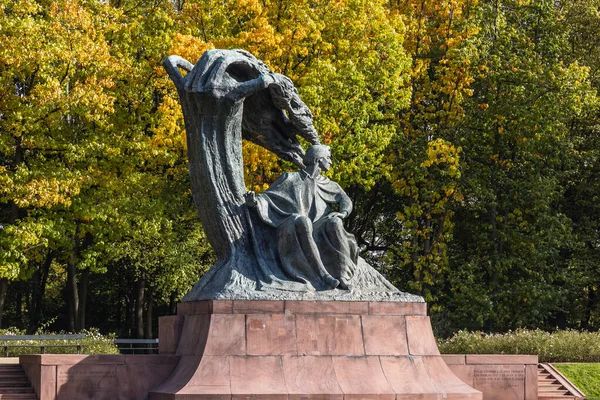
[149,300,482,400]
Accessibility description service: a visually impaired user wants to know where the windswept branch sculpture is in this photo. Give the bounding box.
[163,49,421,302]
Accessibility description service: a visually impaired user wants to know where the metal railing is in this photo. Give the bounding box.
[113,338,159,354]
[0,334,86,357]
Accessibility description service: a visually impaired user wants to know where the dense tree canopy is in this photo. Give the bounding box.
[1,0,599,336]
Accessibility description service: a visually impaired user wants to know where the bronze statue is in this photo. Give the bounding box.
[163,49,420,302]
[246,145,358,291]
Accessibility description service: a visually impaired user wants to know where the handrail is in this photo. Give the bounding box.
[0,334,86,341]
[114,339,158,344]
[0,334,87,356]
[113,338,159,354]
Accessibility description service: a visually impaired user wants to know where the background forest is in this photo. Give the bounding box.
[1,0,600,339]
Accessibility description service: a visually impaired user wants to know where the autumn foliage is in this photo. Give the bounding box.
[1,0,600,336]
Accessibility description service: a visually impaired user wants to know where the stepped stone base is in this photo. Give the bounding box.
[20,354,179,400]
[150,300,482,400]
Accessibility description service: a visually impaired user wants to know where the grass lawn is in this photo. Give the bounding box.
[554,363,600,400]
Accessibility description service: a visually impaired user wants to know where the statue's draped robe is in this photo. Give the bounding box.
[253,171,359,290]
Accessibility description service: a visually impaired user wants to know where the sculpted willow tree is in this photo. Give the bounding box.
[163,49,417,300]
[170,0,412,191]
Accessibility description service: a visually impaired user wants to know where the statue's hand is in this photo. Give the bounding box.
[245,191,258,208]
[262,73,277,87]
[326,211,347,219]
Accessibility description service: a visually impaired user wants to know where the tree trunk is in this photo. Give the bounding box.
[144,285,154,339]
[581,286,596,330]
[0,279,8,328]
[66,265,78,332]
[25,286,31,321]
[15,285,22,328]
[134,278,145,339]
[66,252,79,332]
[28,251,53,334]
[116,296,122,332]
[66,223,82,333]
[77,269,89,331]
[122,294,134,338]
[4,135,23,329]
[169,290,177,315]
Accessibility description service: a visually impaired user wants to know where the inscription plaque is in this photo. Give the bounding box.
[56,365,118,400]
[473,365,525,400]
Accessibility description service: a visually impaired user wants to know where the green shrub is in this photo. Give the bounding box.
[438,329,600,363]
[0,328,118,357]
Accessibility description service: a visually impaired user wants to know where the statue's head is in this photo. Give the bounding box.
[303,145,331,170]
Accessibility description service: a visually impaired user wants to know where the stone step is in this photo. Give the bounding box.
[539,391,574,396]
[539,382,566,388]
[0,383,29,388]
[0,389,33,394]
[539,397,579,400]
[538,379,561,384]
[539,381,561,386]
[537,364,585,400]
[539,387,568,393]
[0,377,29,382]
[0,375,27,380]
[0,364,36,400]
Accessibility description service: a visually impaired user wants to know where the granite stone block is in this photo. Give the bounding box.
[421,356,481,397]
[234,300,285,314]
[158,315,184,354]
[203,314,246,356]
[230,356,287,395]
[296,314,364,356]
[525,364,538,400]
[285,301,369,315]
[247,314,297,355]
[472,364,525,400]
[175,315,211,356]
[441,355,466,365]
[332,356,394,399]
[56,364,119,400]
[124,355,180,365]
[465,354,538,365]
[380,356,438,395]
[368,302,427,316]
[447,365,475,386]
[405,316,440,356]
[362,315,408,355]
[282,356,343,396]
[116,364,178,400]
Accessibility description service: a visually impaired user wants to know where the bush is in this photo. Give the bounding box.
[438,329,600,363]
[0,328,119,357]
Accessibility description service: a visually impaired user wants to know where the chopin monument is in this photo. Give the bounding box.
[162,48,416,301]
[148,49,481,399]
